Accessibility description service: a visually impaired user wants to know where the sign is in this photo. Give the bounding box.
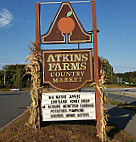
[42,92,96,121]
[117,77,122,84]
[41,2,92,44]
[35,1,102,137]
[42,49,93,91]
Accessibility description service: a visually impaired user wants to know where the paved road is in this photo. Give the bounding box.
[81,87,136,92]
[0,91,31,129]
[81,87,136,105]
[107,93,136,105]
[108,87,136,93]
[107,88,136,106]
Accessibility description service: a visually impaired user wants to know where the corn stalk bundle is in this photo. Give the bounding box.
[90,70,109,142]
[97,70,109,141]
[25,42,42,129]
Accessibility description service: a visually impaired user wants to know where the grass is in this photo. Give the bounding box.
[108,99,136,112]
[0,110,136,142]
[0,88,10,92]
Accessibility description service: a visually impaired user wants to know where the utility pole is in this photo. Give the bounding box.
[4,70,6,86]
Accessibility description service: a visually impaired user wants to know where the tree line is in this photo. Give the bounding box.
[0,64,30,89]
[116,72,136,86]
[99,57,136,86]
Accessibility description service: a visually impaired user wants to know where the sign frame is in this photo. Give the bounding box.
[42,92,96,121]
[41,2,92,44]
[42,49,93,91]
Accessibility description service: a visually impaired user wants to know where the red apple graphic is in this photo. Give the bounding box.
[57,11,75,34]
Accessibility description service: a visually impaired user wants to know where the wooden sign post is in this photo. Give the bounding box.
[92,1,101,136]
[35,2,40,48]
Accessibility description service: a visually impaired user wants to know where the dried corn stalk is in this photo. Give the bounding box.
[25,42,42,129]
[90,70,109,142]
[97,70,108,141]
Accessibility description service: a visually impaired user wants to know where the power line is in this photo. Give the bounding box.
[114,65,136,70]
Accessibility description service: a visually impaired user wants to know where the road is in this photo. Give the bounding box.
[108,87,136,93]
[107,88,136,105]
[81,87,136,105]
[107,92,136,105]
[0,91,31,129]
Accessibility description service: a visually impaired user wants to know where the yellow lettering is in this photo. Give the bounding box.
[52,77,83,83]
[57,72,60,77]
[69,77,73,82]
[50,72,54,77]
[62,54,69,62]
[55,54,62,62]
[70,63,80,70]
[66,72,71,76]
[53,78,58,83]
[47,54,55,62]
[60,72,65,77]
[64,77,69,82]
[48,63,55,71]
[69,54,74,62]
[80,62,86,70]
[78,77,82,82]
[81,71,84,76]
[72,72,75,76]
[76,72,80,77]
[82,53,88,61]
[63,63,70,70]
[74,54,81,62]
[59,78,63,83]
[54,63,62,71]
[74,77,78,82]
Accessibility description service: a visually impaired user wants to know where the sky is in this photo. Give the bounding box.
[0,0,136,73]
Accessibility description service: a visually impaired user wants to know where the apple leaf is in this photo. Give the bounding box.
[66,11,73,17]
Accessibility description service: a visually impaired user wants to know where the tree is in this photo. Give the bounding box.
[99,57,114,84]
[0,70,4,88]
[12,68,23,88]
[116,71,136,86]
[1,64,28,88]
